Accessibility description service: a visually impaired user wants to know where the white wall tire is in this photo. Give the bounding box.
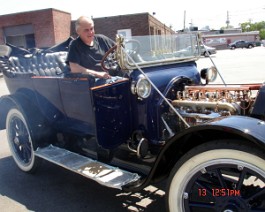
[166,141,265,212]
[6,108,40,173]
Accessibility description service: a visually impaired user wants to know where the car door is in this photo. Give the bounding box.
[32,77,66,123]
[238,41,244,48]
[91,79,132,149]
[58,76,96,135]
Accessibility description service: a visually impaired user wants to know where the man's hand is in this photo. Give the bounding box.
[69,62,111,79]
[96,71,111,79]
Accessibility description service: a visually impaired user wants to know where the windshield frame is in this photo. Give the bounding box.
[116,33,201,70]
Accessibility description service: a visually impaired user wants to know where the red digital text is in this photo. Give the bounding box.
[198,188,240,197]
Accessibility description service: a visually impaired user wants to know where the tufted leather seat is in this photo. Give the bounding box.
[0,47,70,78]
[8,52,70,77]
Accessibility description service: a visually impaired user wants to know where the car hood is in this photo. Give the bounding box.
[131,61,201,92]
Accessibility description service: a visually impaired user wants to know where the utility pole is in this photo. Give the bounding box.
[226,11,230,29]
[183,10,186,31]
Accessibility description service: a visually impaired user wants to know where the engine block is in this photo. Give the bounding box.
[172,84,262,125]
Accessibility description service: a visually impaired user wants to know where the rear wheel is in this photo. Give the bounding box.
[248,45,254,49]
[6,108,40,173]
[166,140,265,212]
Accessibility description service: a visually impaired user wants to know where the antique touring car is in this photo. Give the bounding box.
[0,34,265,211]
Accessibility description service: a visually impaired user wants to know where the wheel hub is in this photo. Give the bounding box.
[14,135,28,146]
[14,137,20,145]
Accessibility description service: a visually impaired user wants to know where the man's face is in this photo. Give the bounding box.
[77,19,95,45]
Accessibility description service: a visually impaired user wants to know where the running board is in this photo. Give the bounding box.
[35,145,141,190]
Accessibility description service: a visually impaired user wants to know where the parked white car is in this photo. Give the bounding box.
[175,45,216,57]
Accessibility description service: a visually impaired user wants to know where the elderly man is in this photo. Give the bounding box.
[67,16,115,80]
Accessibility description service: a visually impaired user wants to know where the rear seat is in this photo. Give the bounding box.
[0,45,70,78]
[8,52,70,77]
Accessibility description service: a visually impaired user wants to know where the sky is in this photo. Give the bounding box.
[0,0,264,31]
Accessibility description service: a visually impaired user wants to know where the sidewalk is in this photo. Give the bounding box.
[0,77,9,95]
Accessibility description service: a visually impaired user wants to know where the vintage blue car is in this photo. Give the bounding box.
[0,33,265,211]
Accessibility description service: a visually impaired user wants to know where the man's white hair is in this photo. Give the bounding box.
[75,16,94,32]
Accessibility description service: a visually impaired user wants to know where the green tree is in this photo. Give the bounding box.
[260,29,265,40]
[257,21,265,30]
[240,21,265,40]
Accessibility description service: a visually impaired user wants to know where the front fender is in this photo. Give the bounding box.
[155,115,265,178]
[123,115,265,191]
[163,115,265,155]
[208,116,265,144]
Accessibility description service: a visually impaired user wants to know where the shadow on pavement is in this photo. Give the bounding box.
[0,156,165,212]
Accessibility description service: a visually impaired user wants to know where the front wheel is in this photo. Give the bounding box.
[6,108,41,173]
[166,141,265,212]
[203,52,211,57]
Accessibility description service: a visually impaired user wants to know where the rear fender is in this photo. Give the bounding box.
[0,95,16,130]
[0,93,51,147]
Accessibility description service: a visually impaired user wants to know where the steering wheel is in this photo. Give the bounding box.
[101,39,142,72]
[101,45,118,72]
[124,39,141,55]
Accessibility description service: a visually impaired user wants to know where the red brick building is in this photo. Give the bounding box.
[0,8,71,48]
[0,8,260,50]
[87,13,175,54]
[0,9,174,48]
[91,13,174,40]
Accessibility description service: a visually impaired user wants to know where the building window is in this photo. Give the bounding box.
[6,34,36,48]
[4,24,36,48]
[150,26,155,35]
[117,29,132,39]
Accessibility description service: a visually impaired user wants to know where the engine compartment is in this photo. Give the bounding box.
[172,84,262,126]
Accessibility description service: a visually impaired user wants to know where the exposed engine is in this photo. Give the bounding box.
[172,84,262,126]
